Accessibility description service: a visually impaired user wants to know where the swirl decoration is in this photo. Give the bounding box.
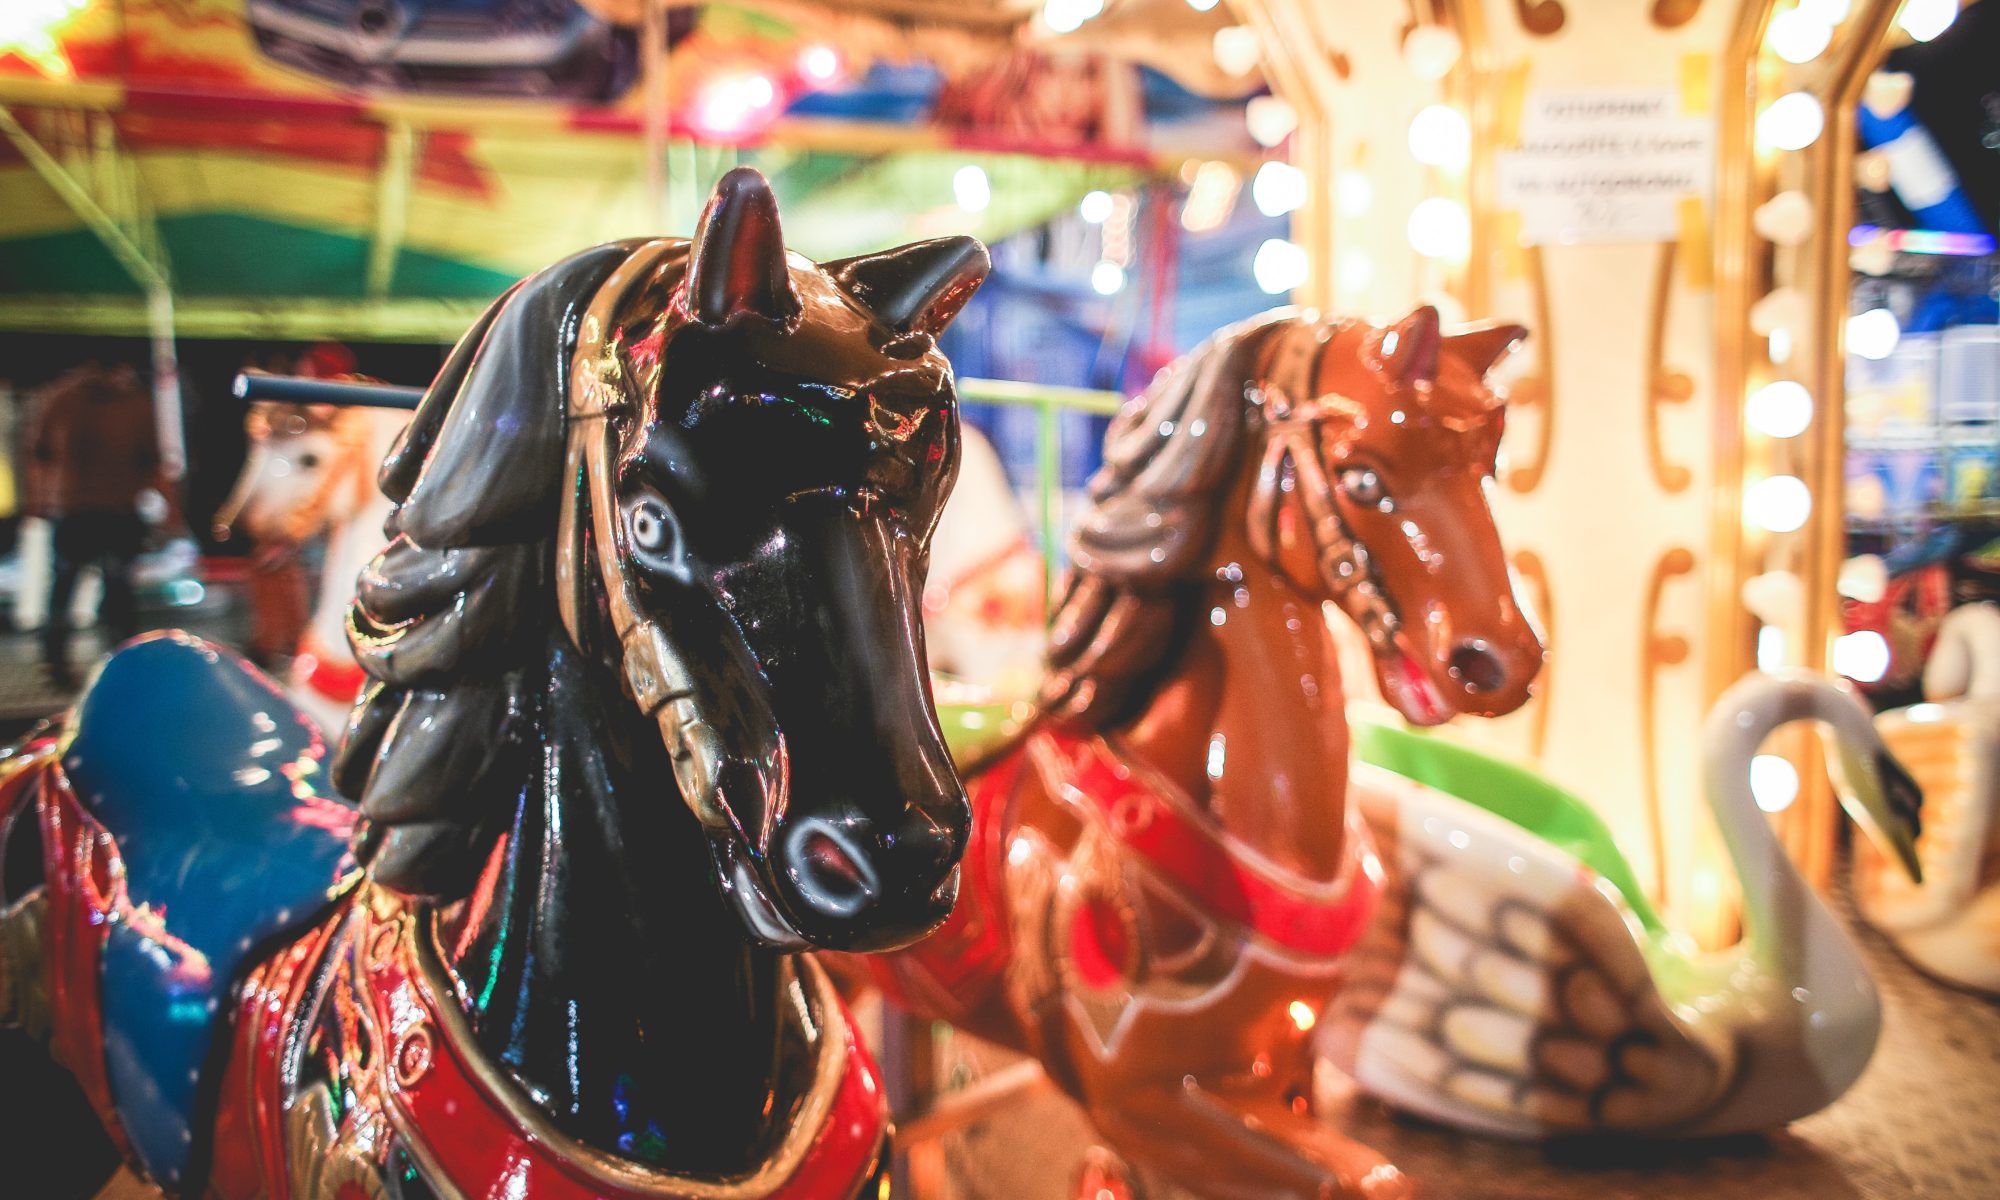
[1640,547,1697,906]
[1504,247,1555,493]
[1511,0,1567,36]
[1511,549,1555,760]
[1647,242,1695,494]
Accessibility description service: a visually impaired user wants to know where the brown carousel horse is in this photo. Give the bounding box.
[874,306,1544,1199]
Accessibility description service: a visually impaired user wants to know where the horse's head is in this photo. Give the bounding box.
[339,168,986,954]
[214,400,407,545]
[1249,306,1544,724]
[1046,305,1541,731]
[212,402,345,544]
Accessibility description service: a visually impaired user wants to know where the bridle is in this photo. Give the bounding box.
[1243,356,1406,667]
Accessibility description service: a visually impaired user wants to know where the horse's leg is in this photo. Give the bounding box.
[1075,1048,1411,1200]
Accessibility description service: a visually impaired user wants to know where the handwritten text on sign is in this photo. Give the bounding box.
[1496,90,1713,245]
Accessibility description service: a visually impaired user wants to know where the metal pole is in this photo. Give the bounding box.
[232,374,425,409]
[642,0,670,228]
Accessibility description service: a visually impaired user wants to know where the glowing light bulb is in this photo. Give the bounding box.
[1186,0,1220,8]
[1769,327,1795,364]
[1745,475,1812,533]
[1042,0,1104,33]
[1407,197,1470,259]
[1848,307,1900,360]
[1747,380,1814,438]
[1253,238,1310,295]
[1759,92,1824,151]
[1251,161,1307,217]
[1833,630,1891,683]
[1287,1000,1318,1031]
[1336,249,1373,295]
[1212,26,1262,77]
[1335,170,1373,216]
[1751,755,1800,813]
[1090,260,1126,296]
[1758,624,1787,671]
[954,164,991,213]
[1079,190,1114,224]
[1768,7,1834,63]
[1402,26,1462,81]
[1408,105,1471,169]
[799,44,841,83]
[1753,190,1814,245]
[1899,0,1957,42]
[1837,554,1888,603]
[1246,96,1299,148]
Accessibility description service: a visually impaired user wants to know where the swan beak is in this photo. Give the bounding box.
[1871,749,1925,884]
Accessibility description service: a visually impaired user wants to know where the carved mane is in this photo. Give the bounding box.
[333,241,647,895]
[1039,310,1295,727]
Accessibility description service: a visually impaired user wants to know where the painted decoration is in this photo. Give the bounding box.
[1336,669,1923,1137]
[0,168,988,1198]
[878,306,1543,1199]
[213,396,408,734]
[1864,601,2000,995]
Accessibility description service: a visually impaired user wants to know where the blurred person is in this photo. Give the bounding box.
[27,360,160,688]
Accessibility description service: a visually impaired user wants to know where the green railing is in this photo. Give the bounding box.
[956,377,1126,602]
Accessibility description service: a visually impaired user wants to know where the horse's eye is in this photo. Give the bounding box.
[626,496,682,568]
[296,453,321,470]
[1340,467,1390,509]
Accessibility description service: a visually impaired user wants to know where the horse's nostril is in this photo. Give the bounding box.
[803,830,864,891]
[1449,643,1507,694]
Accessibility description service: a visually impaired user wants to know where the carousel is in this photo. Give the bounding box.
[0,1,1997,1198]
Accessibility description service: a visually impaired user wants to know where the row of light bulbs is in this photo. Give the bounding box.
[1737,0,1961,710]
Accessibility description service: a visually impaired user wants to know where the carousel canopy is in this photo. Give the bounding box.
[0,1,1260,342]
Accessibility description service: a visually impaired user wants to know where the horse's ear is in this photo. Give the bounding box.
[1371,305,1442,386]
[824,237,991,337]
[682,167,800,328]
[1446,322,1529,376]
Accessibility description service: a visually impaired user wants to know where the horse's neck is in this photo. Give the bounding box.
[435,641,813,1176]
[309,491,393,656]
[1113,530,1351,881]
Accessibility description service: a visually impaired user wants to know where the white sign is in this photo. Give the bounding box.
[1496,89,1713,245]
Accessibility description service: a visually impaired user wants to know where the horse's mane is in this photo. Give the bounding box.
[332,240,648,896]
[1039,310,1296,728]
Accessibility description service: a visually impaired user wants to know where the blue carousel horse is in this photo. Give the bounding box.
[0,167,988,1199]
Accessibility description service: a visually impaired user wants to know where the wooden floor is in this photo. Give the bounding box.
[924,906,2000,1200]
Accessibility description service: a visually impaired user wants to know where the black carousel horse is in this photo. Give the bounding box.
[0,168,988,1199]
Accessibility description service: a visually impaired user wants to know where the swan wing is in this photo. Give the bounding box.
[1324,764,1733,1138]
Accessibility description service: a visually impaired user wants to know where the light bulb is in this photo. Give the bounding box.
[1745,475,1812,533]
[1402,26,1462,81]
[799,44,841,83]
[1833,630,1891,683]
[954,164,991,213]
[1769,327,1795,364]
[1753,190,1814,245]
[1758,624,1787,671]
[1407,197,1471,259]
[1751,755,1801,813]
[1246,96,1298,148]
[1750,286,1806,336]
[1408,105,1471,169]
[1335,170,1373,216]
[1253,238,1310,295]
[1759,92,1824,151]
[1747,380,1814,438]
[1837,554,1889,603]
[1899,0,1957,42]
[1079,190,1114,224]
[1186,0,1219,9]
[1213,27,1262,77]
[1252,161,1307,217]
[1042,0,1104,34]
[1848,307,1900,360]
[1090,260,1126,296]
[1336,249,1373,295]
[1768,8,1834,63]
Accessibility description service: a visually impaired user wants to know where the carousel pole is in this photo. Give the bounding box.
[643,0,671,227]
